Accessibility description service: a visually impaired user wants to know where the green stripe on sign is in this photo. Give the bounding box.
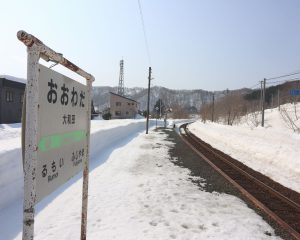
[38,130,86,152]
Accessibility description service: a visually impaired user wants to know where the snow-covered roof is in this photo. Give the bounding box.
[0,75,27,84]
[109,91,138,103]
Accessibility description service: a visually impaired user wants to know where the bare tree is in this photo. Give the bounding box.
[245,111,261,127]
[210,93,246,125]
[199,102,214,122]
[280,105,300,133]
[171,103,189,119]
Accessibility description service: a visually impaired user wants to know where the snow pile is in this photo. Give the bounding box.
[13,130,279,240]
[0,124,22,211]
[0,119,155,211]
[189,104,300,192]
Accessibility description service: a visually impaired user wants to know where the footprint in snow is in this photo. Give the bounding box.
[149,221,157,226]
[170,234,177,239]
[181,224,189,229]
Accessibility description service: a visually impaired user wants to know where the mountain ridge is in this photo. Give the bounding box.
[92,85,250,112]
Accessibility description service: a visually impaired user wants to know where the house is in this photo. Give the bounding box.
[0,76,26,124]
[109,92,138,119]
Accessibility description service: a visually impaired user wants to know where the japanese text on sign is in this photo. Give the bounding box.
[35,64,88,202]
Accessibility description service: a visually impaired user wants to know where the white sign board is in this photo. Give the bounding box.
[36,64,88,202]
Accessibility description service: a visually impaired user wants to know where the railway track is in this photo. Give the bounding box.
[179,123,300,240]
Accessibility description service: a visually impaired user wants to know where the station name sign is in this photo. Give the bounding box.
[36,64,88,202]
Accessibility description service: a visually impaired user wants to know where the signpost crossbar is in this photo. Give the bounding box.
[17,30,95,82]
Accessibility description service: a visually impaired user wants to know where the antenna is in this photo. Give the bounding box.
[117,59,125,96]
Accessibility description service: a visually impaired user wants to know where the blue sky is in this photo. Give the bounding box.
[1,0,300,90]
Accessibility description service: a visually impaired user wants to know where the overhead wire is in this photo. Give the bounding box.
[248,82,260,89]
[266,77,300,86]
[267,79,288,84]
[246,71,300,90]
[247,77,300,91]
[137,0,152,66]
[266,70,300,81]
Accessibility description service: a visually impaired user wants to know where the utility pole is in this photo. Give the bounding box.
[211,92,215,122]
[261,78,266,127]
[271,94,273,109]
[155,106,159,129]
[159,99,161,119]
[260,81,263,112]
[146,67,152,134]
[278,89,280,110]
[226,88,230,125]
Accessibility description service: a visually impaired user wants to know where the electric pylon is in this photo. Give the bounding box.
[117,59,125,96]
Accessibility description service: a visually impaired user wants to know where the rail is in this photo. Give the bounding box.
[179,123,300,240]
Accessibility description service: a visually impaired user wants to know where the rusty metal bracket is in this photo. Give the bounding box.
[17,30,95,81]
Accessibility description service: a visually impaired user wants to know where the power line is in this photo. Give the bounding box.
[266,80,288,85]
[137,0,151,66]
[248,77,300,90]
[248,82,260,89]
[266,79,289,85]
[285,77,300,82]
[266,70,300,81]
[266,77,300,85]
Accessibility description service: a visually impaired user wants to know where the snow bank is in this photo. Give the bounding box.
[189,104,300,192]
[0,124,22,210]
[0,119,154,210]
[90,120,152,159]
